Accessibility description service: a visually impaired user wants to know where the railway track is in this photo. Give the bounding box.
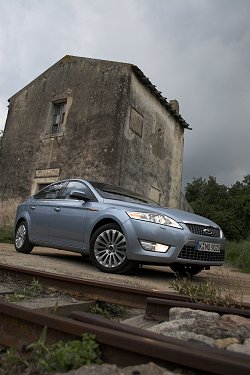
[1,263,250,312]
[0,263,250,375]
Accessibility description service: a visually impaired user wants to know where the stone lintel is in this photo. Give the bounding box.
[35,168,60,178]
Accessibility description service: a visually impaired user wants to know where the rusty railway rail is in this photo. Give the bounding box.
[0,263,250,315]
[0,301,250,375]
[0,263,197,308]
[1,264,250,374]
[145,297,250,320]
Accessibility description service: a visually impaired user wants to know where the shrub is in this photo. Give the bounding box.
[90,302,128,319]
[34,333,102,373]
[1,328,102,375]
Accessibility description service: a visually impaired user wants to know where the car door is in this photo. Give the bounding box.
[48,181,96,250]
[28,181,68,244]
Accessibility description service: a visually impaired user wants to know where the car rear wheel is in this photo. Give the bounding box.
[14,221,34,254]
[170,264,204,277]
[89,223,133,274]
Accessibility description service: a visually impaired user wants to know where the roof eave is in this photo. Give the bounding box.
[131,65,191,130]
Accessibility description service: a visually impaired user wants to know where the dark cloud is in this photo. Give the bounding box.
[0,0,249,187]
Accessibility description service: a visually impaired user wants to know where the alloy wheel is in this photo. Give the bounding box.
[15,224,26,249]
[94,229,127,268]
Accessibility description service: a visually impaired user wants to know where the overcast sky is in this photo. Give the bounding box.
[0,0,249,188]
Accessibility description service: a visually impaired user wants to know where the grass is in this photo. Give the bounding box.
[170,268,243,307]
[225,240,250,273]
[0,227,13,243]
[7,279,43,302]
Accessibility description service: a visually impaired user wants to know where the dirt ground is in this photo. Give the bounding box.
[1,243,250,303]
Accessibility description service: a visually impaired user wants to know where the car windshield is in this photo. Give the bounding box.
[89,181,156,205]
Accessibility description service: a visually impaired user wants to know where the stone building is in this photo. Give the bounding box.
[0,55,190,226]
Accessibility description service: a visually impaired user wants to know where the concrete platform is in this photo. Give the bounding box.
[0,285,15,294]
[122,314,158,329]
[12,297,95,316]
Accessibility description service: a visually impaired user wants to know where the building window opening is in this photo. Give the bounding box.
[51,101,66,134]
[35,182,51,193]
[37,183,50,192]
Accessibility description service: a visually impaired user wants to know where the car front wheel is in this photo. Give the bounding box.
[14,221,34,254]
[89,223,133,274]
[170,264,204,277]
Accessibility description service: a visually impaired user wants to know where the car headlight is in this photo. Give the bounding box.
[126,211,182,229]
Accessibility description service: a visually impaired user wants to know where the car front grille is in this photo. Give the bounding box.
[185,223,220,238]
[178,246,225,262]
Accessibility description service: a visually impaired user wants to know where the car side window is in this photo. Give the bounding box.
[60,181,96,200]
[34,182,67,200]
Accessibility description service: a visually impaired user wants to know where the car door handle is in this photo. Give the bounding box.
[54,207,61,212]
[30,206,36,210]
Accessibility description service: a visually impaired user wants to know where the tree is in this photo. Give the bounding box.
[185,175,250,241]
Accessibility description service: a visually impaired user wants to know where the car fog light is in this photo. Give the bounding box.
[139,240,170,253]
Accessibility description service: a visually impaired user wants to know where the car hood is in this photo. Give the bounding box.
[156,207,218,227]
[104,199,220,227]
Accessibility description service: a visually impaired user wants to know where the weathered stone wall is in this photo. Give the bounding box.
[0,198,21,228]
[120,73,184,207]
[37,57,131,183]
[0,56,131,225]
[0,56,186,226]
[180,192,194,212]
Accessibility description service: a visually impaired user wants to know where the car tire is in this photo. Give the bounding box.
[89,223,133,274]
[170,264,204,277]
[14,221,34,254]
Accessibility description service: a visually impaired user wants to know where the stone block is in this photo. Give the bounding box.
[147,318,195,334]
[214,337,240,349]
[227,338,250,355]
[221,314,250,332]
[169,307,220,322]
[122,314,157,329]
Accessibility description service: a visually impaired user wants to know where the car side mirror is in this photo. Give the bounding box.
[69,190,88,200]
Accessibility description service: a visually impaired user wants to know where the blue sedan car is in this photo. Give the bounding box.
[14,179,225,276]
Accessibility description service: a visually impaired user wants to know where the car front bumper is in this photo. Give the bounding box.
[122,219,226,266]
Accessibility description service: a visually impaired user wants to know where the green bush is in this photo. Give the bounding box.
[1,328,102,375]
[35,333,102,373]
[90,302,128,319]
[185,175,250,241]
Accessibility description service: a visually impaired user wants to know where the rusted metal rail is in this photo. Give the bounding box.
[1,263,250,315]
[0,301,250,375]
[0,263,194,308]
[145,297,250,321]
